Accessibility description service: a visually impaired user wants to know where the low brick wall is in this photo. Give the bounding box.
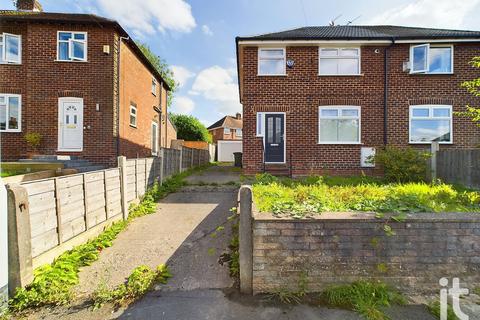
[251,211,480,294]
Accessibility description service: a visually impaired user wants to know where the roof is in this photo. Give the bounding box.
[236,25,480,41]
[207,115,242,130]
[0,10,171,90]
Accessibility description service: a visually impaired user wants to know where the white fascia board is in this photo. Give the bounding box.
[238,40,393,46]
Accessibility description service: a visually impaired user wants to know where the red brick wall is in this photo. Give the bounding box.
[0,21,117,166]
[118,41,164,159]
[209,127,242,143]
[240,44,480,175]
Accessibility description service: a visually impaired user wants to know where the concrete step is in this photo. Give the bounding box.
[31,155,81,161]
[75,165,106,173]
[264,164,290,177]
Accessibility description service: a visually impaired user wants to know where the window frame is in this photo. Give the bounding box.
[223,127,231,135]
[0,93,22,132]
[409,105,453,144]
[257,47,286,76]
[151,78,157,96]
[129,105,137,128]
[256,112,265,137]
[318,106,361,144]
[56,31,88,62]
[236,128,243,137]
[151,121,159,155]
[410,44,453,74]
[318,47,361,76]
[0,32,22,64]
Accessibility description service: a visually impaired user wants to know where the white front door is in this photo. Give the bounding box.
[58,97,83,151]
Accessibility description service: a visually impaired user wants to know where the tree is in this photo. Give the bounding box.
[170,114,212,143]
[137,42,177,106]
[458,57,480,125]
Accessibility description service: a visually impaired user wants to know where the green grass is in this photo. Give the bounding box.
[1,170,27,178]
[427,300,459,320]
[8,164,210,313]
[321,281,406,320]
[252,174,480,217]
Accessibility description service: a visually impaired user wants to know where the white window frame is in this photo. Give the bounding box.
[0,93,22,132]
[318,106,361,144]
[129,105,137,128]
[256,112,265,137]
[258,47,286,76]
[409,105,453,144]
[57,31,88,62]
[236,128,243,137]
[0,33,21,64]
[151,78,157,96]
[151,121,159,155]
[318,47,361,76]
[410,44,453,74]
[224,127,230,135]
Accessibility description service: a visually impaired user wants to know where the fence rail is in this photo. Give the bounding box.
[6,146,210,295]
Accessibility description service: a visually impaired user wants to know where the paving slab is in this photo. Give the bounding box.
[185,165,241,185]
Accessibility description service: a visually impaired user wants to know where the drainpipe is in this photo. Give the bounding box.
[116,36,130,160]
[383,38,395,146]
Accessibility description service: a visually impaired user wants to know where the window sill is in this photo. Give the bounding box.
[409,141,453,145]
[152,92,156,96]
[409,72,454,75]
[0,62,21,65]
[257,74,287,77]
[0,130,21,133]
[318,74,364,77]
[55,59,88,63]
[129,124,137,129]
[317,142,362,145]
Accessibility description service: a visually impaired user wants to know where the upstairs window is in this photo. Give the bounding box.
[0,94,21,132]
[57,31,87,61]
[410,44,452,74]
[224,127,230,134]
[258,48,286,75]
[319,48,360,75]
[0,33,21,64]
[151,78,157,95]
[129,105,137,127]
[318,106,360,143]
[409,105,452,143]
[236,129,243,137]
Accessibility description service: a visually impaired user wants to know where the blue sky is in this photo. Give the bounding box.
[2,0,480,127]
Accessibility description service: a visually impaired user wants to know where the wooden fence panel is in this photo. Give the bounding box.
[146,158,155,186]
[84,172,107,229]
[136,159,146,197]
[437,149,480,189]
[105,169,122,219]
[56,174,86,243]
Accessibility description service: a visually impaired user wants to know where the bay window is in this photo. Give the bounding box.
[258,48,286,75]
[57,31,87,61]
[410,44,453,74]
[409,105,452,143]
[319,48,360,75]
[0,94,21,132]
[0,33,21,64]
[318,106,360,143]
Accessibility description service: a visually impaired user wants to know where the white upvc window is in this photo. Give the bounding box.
[57,31,87,61]
[0,33,21,64]
[151,121,159,155]
[318,106,361,144]
[236,129,243,137]
[224,127,231,134]
[410,44,453,74]
[129,105,137,127]
[0,94,21,132]
[409,105,452,144]
[256,112,265,137]
[258,48,286,75]
[151,78,157,95]
[319,48,360,75]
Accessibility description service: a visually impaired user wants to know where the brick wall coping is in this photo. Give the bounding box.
[253,210,480,223]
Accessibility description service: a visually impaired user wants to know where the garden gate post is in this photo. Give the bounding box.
[118,156,128,220]
[430,141,439,182]
[239,186,253,294]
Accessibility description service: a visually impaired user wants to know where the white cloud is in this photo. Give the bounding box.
[95,0,196,35]
[171,65,195,88]
[367,0,480,29]
[201,24,213,36]
[172,96,195,114]
[191,66,242,115]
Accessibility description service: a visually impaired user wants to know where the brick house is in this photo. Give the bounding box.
[236,26,480,176]
[0,0,173,167]
[207,113,243,143]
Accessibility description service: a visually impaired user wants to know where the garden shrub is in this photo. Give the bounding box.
[372,146,431,183]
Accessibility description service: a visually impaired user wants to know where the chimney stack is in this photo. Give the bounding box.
[16,0,43,12]
[236,112,242,120]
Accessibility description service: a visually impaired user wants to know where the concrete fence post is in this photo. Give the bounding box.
[159,148,164,186]
[6,183,33,297]
[430,141,439,182]
[179,147,183,173]
[238,185,253,294]
[191,148,194,169]
[118,156,128,220]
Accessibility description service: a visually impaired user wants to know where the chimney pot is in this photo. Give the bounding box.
[236,112,242,120]
[16,0,43,12]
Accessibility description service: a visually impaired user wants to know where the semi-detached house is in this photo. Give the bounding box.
[236,25,480,176]
[0,0,173,167]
